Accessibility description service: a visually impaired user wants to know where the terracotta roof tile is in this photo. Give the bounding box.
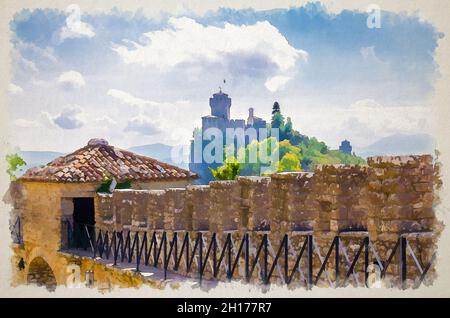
[20,139,197,183]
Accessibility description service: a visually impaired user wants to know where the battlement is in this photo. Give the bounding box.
[96,155,441,238]
[209,90,231,120]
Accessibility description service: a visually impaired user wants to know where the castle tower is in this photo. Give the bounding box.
[339,139,352,154]
[209,89,231,120]
[247,107,255,126]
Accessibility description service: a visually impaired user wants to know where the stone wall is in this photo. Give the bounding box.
[94,155,441,286]
[95,155,440,236]
[8,179,193,291]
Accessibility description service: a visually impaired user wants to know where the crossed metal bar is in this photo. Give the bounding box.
[11,216,22,244]
[66,222,436,289]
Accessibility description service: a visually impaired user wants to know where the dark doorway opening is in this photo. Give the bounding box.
[27,257,57,292]
[72,197,95,249]
[73,198,95,225]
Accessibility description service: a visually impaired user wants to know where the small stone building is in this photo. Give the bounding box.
[9,138,196,288]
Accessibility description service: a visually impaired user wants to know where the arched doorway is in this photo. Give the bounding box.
[27,257,57,291]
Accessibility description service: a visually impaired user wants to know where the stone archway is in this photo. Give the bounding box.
[27,257,57,291]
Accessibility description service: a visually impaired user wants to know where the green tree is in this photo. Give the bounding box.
[278,139,301,159]
[209,157,241,180]
[96,178,132,193]
[270,101,284,139]
[281,117,293,141]
[272,101,280,115]
[271,112,285,131]
[235,134,366,175]
[5,153,26,181]
[238,137,279,176]
[289,130,304,146]
[278,153,302,172]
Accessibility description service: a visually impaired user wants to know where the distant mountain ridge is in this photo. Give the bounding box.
[19,150,65,165]
[128,143,173,160]
[128,143,189,169]
[17,134,434,176]
[354,133,435,158]
[15,144,189,176]
[16,150,65,177]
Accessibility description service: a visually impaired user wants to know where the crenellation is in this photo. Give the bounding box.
[209,180,241,232]
[95,155,439,239]
[84,154,440,283]
[186,185,211,231]
[146,190,166,230]
[237,176,271,231]
[165,188,188,231]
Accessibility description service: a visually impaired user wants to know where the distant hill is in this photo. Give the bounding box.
[128,143,189,169]
[16,150,64,176]
[14,144,189,177]
[354,134,435,158]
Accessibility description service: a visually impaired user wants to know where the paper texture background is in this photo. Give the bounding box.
[0,0,449,297]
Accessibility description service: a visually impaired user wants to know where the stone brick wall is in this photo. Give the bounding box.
[93,155,441,285]
[95,155,440,237]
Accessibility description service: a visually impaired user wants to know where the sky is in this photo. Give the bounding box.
[7,2,442,152]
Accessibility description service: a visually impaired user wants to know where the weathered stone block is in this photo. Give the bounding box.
[379,205,413,220]
[146,190,166,230]
[413,182,433,192]
[187,185,211,231]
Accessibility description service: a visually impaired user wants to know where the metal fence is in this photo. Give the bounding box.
[11,216,22,245]
[63,221,436,289]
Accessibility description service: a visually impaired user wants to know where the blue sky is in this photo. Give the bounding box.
[7,2,442,152]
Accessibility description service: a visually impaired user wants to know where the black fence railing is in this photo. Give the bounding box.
[63,221,436,289]
[11,216,22,245]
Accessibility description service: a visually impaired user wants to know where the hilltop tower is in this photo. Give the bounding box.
[339,139,352,154]
[190,90,267,184]
[209,89,231,120]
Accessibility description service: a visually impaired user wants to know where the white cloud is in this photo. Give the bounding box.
[58,71,86,89]
[280,97,431,150]
[107,89,154,107]
[265,75,291,92]
[17,41,57,63]
[124,114,161,136]
[13,118,39,128]
[107,88,189,109]
[18,55,38,73]
[360,46,377,60]
[299,99,430,147]
[8,83,24,95]
[59,4,95,42]
[52,105,85,129]
[113,17,306,90]
[107,88,197,141]
[94,115,117,127]
[345,99,429,139]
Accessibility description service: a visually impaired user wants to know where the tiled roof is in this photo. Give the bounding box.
[20,139,197,183]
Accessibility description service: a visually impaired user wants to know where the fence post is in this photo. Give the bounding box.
[199,232,203,285]
[113,231,117,265]
[335,236,340,288]
[284,234,288,284]
[135,232,140,272]
[245,233,250,282]
[185,232,190,273]
[227,233,232,280]
[399,236,407,290]
[18,217,21,244]
[163,232,168,280]
[364,237,369,287]
[173,232,178,267]
[264,234,269,285]
[307,235,313,289]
